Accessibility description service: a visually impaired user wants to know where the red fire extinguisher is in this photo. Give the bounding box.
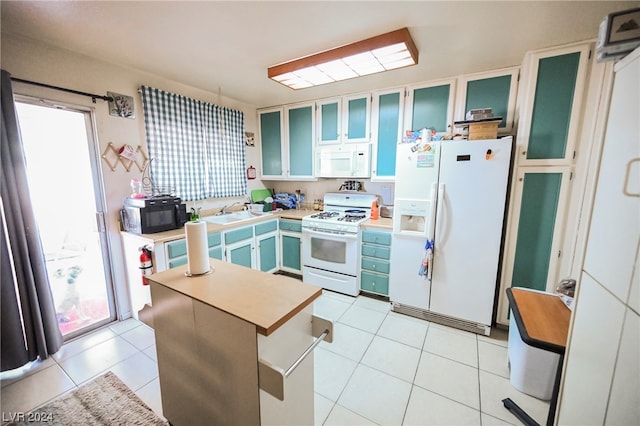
[139,245,153,285]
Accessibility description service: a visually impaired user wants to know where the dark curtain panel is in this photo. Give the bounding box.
[1,69,62,371]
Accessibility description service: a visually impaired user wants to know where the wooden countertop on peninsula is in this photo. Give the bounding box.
[145,259,322,336]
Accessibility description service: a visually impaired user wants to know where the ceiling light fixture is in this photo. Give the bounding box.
[268,28,419,90]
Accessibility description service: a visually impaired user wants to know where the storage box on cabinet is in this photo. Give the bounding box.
[360,230,392,296]
[279,219,302,274]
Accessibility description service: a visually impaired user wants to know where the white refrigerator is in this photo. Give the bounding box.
[389,137,512,334]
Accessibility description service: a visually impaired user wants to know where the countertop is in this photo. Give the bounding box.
[122,209,393,243]
[362,217,393,229]
[145,259,322,336]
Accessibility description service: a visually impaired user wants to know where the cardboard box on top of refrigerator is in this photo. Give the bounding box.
[469,121,499,140]
[454,117,502,140]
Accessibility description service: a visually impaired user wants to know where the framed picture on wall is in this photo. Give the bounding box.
[107,92,136,119]
[596,7,640,62]
[606,8,640,44]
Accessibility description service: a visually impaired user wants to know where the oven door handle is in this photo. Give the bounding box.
[302,228,359,240]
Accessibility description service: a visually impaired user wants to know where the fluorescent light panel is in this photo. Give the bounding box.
[268,28,418,89]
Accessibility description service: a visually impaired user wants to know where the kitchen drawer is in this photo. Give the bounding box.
[167,239,187,259]
[224,226,254,245]
[168,256,188,269]
[209,246,223,260]
[279,219,302,233]
[255,220,278,236]
[360,270,389,296]
[361,244,391,260]
[362,230,392,246]
[361,257,390,274]
[207,232,222,247]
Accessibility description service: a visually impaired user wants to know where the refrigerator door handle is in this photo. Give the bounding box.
[435,183,446,246]
[427,182,438,240]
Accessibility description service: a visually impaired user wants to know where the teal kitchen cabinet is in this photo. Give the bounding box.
[255,219,279,273]
[207,232,224,261]
[224,225,255,269]
[496,43,592,326]
[165,231,222,269]
[285,102,315,179]
[360,230,392,296]
[405,79,456,135]
[279,218,302,275]
[259,107,284,179]
[224,220,280,272]
[317,93,371,145]
[371,88,404,181]
[516,44,590,166]
[455,67,520,134]
[258,103,315,180]
[503,168,573,291]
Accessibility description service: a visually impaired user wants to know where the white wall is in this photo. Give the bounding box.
[1,33,263,318]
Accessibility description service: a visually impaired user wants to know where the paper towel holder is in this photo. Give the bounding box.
[185,265,214,277]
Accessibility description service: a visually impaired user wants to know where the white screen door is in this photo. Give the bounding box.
[15,99,116,339]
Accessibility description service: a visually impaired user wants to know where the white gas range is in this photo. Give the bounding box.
[301,192,378,296]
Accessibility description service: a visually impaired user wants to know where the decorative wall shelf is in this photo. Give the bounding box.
[102,142,148,172]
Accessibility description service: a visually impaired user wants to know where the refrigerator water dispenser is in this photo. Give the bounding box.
[399,214,426,233]
[393,199,430,235]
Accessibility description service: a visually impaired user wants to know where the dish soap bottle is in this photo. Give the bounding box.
[370,200,379,220]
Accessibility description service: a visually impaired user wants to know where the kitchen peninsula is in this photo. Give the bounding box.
[145,259,326,426]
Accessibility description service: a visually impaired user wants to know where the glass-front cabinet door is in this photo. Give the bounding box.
[404,79,456,135]
[498,167,573,323]
[516,44,591,166]
[259,107,285,179]
[285,102,315,179]
[343,93,370,143]
[317,93,371,145]
[371,88,404,181]
[455,67,520,134]
[259,103,315,180]
[317,98,340,144]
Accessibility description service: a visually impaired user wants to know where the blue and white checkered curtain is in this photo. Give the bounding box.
[140,86,247,200]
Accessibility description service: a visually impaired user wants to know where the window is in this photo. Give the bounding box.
[140,86,247,201]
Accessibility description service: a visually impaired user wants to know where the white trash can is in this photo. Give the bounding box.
[508,311,560,401]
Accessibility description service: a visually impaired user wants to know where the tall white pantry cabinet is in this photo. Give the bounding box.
[558,47,640,425]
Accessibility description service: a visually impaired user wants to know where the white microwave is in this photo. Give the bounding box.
[316,143,371,178]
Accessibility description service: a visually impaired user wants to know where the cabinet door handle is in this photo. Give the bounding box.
[623,158,640,197]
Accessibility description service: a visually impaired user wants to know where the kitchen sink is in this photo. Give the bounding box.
[202,210,271,225]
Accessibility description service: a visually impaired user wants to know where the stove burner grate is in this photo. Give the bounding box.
[310,211,341,219]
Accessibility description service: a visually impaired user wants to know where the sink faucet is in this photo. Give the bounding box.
[221,201,240,214]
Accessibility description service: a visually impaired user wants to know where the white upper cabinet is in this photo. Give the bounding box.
[404,78,457,135]
[370,88,405,181]
[258,107,285,180]
[317,93,371,145]
[454,66,520,134]
[516,43,591,166]
[258,102,316,180]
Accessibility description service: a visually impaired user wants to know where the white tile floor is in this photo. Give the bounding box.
[1,291,550,425]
